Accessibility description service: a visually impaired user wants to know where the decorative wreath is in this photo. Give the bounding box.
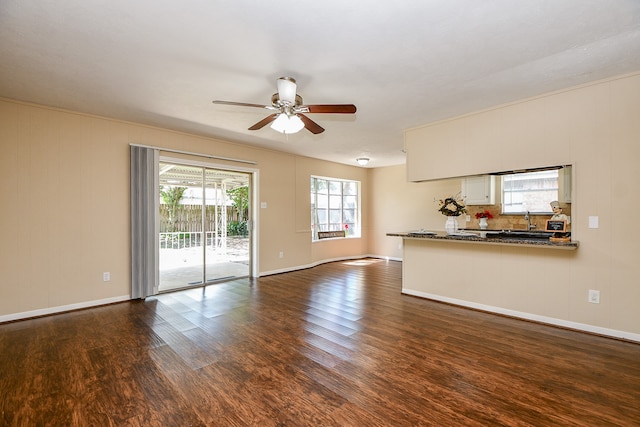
[438,196,467,217]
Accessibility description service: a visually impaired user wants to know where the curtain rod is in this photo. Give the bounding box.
[129,143,257,165]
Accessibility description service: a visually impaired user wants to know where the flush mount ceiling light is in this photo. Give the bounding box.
[270,113,305,134]
[356,157,370,166]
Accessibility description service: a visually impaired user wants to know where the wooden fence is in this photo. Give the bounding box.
[159,205,242,233]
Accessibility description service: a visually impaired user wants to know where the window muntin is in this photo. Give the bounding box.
[502,169,558,214]
[311,176,361,240]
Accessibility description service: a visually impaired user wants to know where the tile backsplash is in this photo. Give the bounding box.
[465,203,572,231]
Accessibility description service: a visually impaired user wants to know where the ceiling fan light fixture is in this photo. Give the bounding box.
[356,157,370,166]
[277,77,297,105]
[213,76,356,135]
[270,113,304,134]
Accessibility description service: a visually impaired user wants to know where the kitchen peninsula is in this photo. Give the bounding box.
[387,230,579,250]
[387,229,581,334]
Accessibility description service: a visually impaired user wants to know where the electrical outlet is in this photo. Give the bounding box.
[588,289,600,304]
[465,215,471,222]
[103,272,111,282]
[279,251,284,259]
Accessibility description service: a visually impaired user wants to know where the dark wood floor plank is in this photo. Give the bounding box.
[1,259,639,426]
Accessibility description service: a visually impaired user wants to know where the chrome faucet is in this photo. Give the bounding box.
[525,211,537,230]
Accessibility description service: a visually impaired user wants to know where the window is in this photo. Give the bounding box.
[502,169,558,214]
[311,176,360,241]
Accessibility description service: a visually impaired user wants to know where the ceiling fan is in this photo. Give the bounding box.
[212,77,357,135]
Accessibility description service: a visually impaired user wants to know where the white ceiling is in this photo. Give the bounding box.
[2,1,640,167]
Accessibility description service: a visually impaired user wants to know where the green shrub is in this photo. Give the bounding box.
[228,220,248,236]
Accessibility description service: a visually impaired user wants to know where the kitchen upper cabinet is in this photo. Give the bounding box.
[461,175,495,205]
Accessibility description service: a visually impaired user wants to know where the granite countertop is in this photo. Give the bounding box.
[387,230,579,250]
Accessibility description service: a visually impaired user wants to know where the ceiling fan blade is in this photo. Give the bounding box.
[298,114,325,134]
[248,114,279,130]
[213,100,270,109]
[304,104,357,114]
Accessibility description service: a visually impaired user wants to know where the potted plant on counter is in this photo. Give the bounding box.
[437,195,467,234]
[475,210,493,230]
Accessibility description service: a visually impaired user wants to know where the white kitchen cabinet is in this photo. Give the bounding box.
[461,175,495,205]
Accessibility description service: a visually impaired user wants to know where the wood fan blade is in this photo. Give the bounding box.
[305,104,357,114]
[213,100,270,109]
[248,114,279,130]
[298,114,325,134]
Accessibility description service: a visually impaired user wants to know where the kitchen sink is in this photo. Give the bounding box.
[485,230,554,240]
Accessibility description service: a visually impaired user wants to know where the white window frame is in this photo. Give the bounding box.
[501,169,559,214]
[311,176,361,241]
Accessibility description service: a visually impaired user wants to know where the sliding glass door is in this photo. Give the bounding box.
[158,162,251,292]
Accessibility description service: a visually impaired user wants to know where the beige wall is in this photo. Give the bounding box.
[0,99,369,319]
[369,166,462,259]
[370,72,640,340]
[3,71,639,339]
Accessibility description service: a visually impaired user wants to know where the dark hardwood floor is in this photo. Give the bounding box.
[1,259,639,426]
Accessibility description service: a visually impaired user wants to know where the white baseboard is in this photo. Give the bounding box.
[0,295,131,323]
[259,255,394,277]
[402,289,640,344]
[2,256,396,321]
[258,256,363,276]
[367,254,402,262]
